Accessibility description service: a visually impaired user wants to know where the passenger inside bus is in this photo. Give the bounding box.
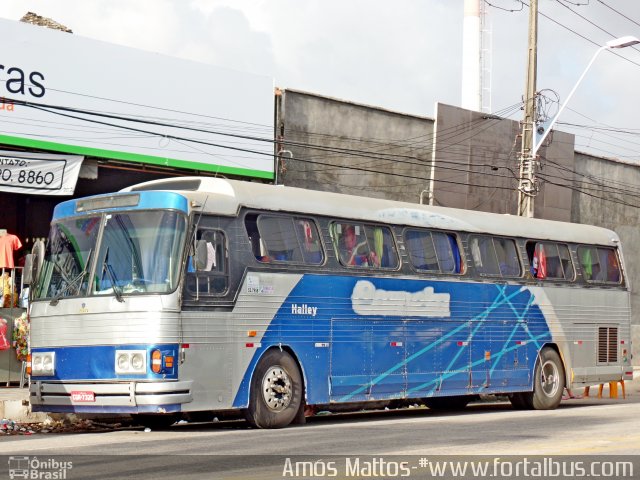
[338,224,379,267]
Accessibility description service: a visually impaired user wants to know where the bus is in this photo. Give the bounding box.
[28,177,633,428]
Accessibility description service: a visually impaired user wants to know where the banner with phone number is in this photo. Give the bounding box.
[0,150,84,195]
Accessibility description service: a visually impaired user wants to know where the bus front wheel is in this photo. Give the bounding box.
[519,348,565,410]
[245,349,303,428]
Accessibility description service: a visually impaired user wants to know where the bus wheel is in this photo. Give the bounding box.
[519,348,565,410]
[245,349,303,429]
[423,395,472,410]
[131,413,179,429]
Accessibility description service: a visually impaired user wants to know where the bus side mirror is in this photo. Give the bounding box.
[195,240,208,271]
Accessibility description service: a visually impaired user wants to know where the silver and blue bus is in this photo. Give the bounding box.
[28,177,633,428]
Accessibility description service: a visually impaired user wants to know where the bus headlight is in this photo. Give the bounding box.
[115,350,146,374]
[31,352,56,376]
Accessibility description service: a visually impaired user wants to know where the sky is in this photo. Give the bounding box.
[2,0,640,162]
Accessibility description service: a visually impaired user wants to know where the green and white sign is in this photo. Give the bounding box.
[0,19,275,179]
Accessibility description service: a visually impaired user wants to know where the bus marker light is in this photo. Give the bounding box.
[485,351,491,360]
[516,341,526,345]
[26,354,31,376]
[314,343,329,348]
[245,343,262,348]
[247,330,257,337]
[165,356,174,368]
[390,341,403,347]
[181,344,190,349]
[573,341,583,345]
[151,350,162,374]
[457,341,468,347]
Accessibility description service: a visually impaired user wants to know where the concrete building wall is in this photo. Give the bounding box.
[277,89,435,203]
[432,103,574,221]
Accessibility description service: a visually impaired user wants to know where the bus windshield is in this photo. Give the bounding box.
[34,210,187,300]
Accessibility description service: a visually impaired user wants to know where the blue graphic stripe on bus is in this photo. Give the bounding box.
[30,344,178,381]
[232,275,552,407]
[338,284,544,401]
[489,295,535,376]
[52,191,189,220]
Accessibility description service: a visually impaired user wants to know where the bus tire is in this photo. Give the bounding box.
[519,348,565,410]
[245,349,303,429]
[423,395,472,410]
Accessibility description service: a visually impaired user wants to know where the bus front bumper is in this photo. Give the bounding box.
[29,380,193,414]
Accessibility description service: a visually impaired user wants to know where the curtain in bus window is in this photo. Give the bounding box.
[580,247,594,280]
[544,243,563,279]
[497,238,521,276]
[364,225,397,268]
[405,230,438,271]
[531,243,547,279]
[382,227,398,268]
[294,219,323,265]
[433,232,455,273]
[373,228,383,263]
[471,237,482,268]
[470,236,499,275]
[449,235,461,273]
[558,244,574,280]
[605,249,620,282]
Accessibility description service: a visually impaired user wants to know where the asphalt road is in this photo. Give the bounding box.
[1,387,639,479]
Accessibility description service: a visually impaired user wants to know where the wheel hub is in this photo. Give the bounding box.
[261,365,292,412]
[540,359,560,397]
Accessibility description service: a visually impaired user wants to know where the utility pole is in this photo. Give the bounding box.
[517,0,538,217]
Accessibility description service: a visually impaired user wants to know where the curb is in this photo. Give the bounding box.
[0,393,50,424]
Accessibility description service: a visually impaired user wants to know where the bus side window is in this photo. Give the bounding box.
[527,241,574,281]
[255,215,324,265]
[471,236,521,277]
[405,229,461,274]
[187,229,228,296]
[578,246,621,284]
[332,222,397,269]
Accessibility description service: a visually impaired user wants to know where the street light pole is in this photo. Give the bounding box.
[516,35,640,218]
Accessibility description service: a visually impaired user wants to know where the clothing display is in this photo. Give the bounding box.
[0,231,22,268]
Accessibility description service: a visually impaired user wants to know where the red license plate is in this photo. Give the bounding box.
[70,390,95,402]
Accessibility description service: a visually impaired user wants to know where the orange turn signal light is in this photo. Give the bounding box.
[151,349,162,374]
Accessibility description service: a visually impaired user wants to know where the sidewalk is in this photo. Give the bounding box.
[0,386,49,423]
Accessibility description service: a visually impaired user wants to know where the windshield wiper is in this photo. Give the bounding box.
[50,249,93,306]
[102,247,124,303]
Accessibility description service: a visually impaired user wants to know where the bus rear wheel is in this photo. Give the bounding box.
[518,348,565,410]
[245,349,303,429]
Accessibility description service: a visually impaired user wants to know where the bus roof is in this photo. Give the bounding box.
[122,177,619,247]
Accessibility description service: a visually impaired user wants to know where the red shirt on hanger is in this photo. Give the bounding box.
[0,234,22,268]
